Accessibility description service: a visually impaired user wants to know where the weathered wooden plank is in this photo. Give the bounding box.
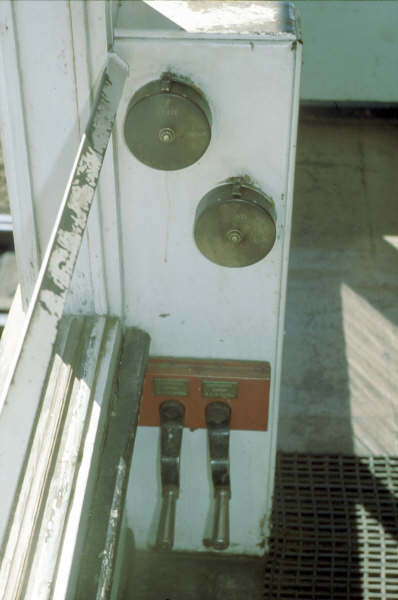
[54,317,122,599]
[0,316,82,599]
[0,316,122,599]
[75,328,150,600]
[96,457,127,600]
[0,52,127,552]
[23,318,107,600]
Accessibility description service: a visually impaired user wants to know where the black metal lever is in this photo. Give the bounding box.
[206,401,231,550]
[156,400,185,550]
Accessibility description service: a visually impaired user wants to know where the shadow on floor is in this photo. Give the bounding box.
[125,550,266,600]
[123,455,398,600]
[265,454,398,600]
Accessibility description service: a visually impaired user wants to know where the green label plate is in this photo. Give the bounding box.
[202,380,238,400]
[153,378,189,397]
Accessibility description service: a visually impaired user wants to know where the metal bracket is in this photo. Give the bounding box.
[206,401,231,550]
[156,400,185,550]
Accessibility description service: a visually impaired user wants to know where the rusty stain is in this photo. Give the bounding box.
[164,173,171,263]
[257,514,267,549]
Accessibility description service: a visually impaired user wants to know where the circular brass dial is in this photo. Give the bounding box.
[124,77,211,171]
[194,180,276,268]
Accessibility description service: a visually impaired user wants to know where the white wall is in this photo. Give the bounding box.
[297,1,398,102]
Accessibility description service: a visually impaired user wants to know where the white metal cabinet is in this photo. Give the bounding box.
[113,1,301,555]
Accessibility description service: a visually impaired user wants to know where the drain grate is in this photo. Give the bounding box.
[264,455,398,600]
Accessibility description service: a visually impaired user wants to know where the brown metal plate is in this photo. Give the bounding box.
[139,357,270,431]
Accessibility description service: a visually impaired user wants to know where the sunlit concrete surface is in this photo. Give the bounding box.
[279,111,398,455]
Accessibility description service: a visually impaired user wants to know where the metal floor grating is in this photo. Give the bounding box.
[264,454,398,600]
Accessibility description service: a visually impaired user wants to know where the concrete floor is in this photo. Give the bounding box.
[125,551,265,600]
[279,110,398,455]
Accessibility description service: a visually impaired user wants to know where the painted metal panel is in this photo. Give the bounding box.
[115,38,297,359]
[115,1,301,555]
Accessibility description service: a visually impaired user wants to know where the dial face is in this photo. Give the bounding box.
[124,79,211,171]
[194,183,276,268]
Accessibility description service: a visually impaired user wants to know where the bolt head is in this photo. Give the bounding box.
[226,229,242,244]
[159,127,176,144]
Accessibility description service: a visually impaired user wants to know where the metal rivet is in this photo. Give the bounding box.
[158,128,176,144]
[227,229,242,244]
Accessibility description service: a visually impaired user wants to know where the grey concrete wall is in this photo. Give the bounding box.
[297,1,398,102]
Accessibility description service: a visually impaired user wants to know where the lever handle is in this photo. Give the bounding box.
[156,401,184,551]
[212,487,230,550]
[156,487,178,551]
[205,401,231,551]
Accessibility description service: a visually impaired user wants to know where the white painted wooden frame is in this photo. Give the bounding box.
[0,316,122,600]
[0,0,125,316]
[0,52,127,578]
[0,1,40,304]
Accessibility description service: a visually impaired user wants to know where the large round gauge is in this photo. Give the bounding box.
[124,76,211,171]
[194,179,276,268]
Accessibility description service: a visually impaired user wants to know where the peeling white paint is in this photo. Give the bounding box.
[0,52,127,569]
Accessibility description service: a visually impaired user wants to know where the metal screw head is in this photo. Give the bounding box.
[206,401,231,426]
[226,229,242,244]
[158,127,176,144]
[160,400,185,422]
